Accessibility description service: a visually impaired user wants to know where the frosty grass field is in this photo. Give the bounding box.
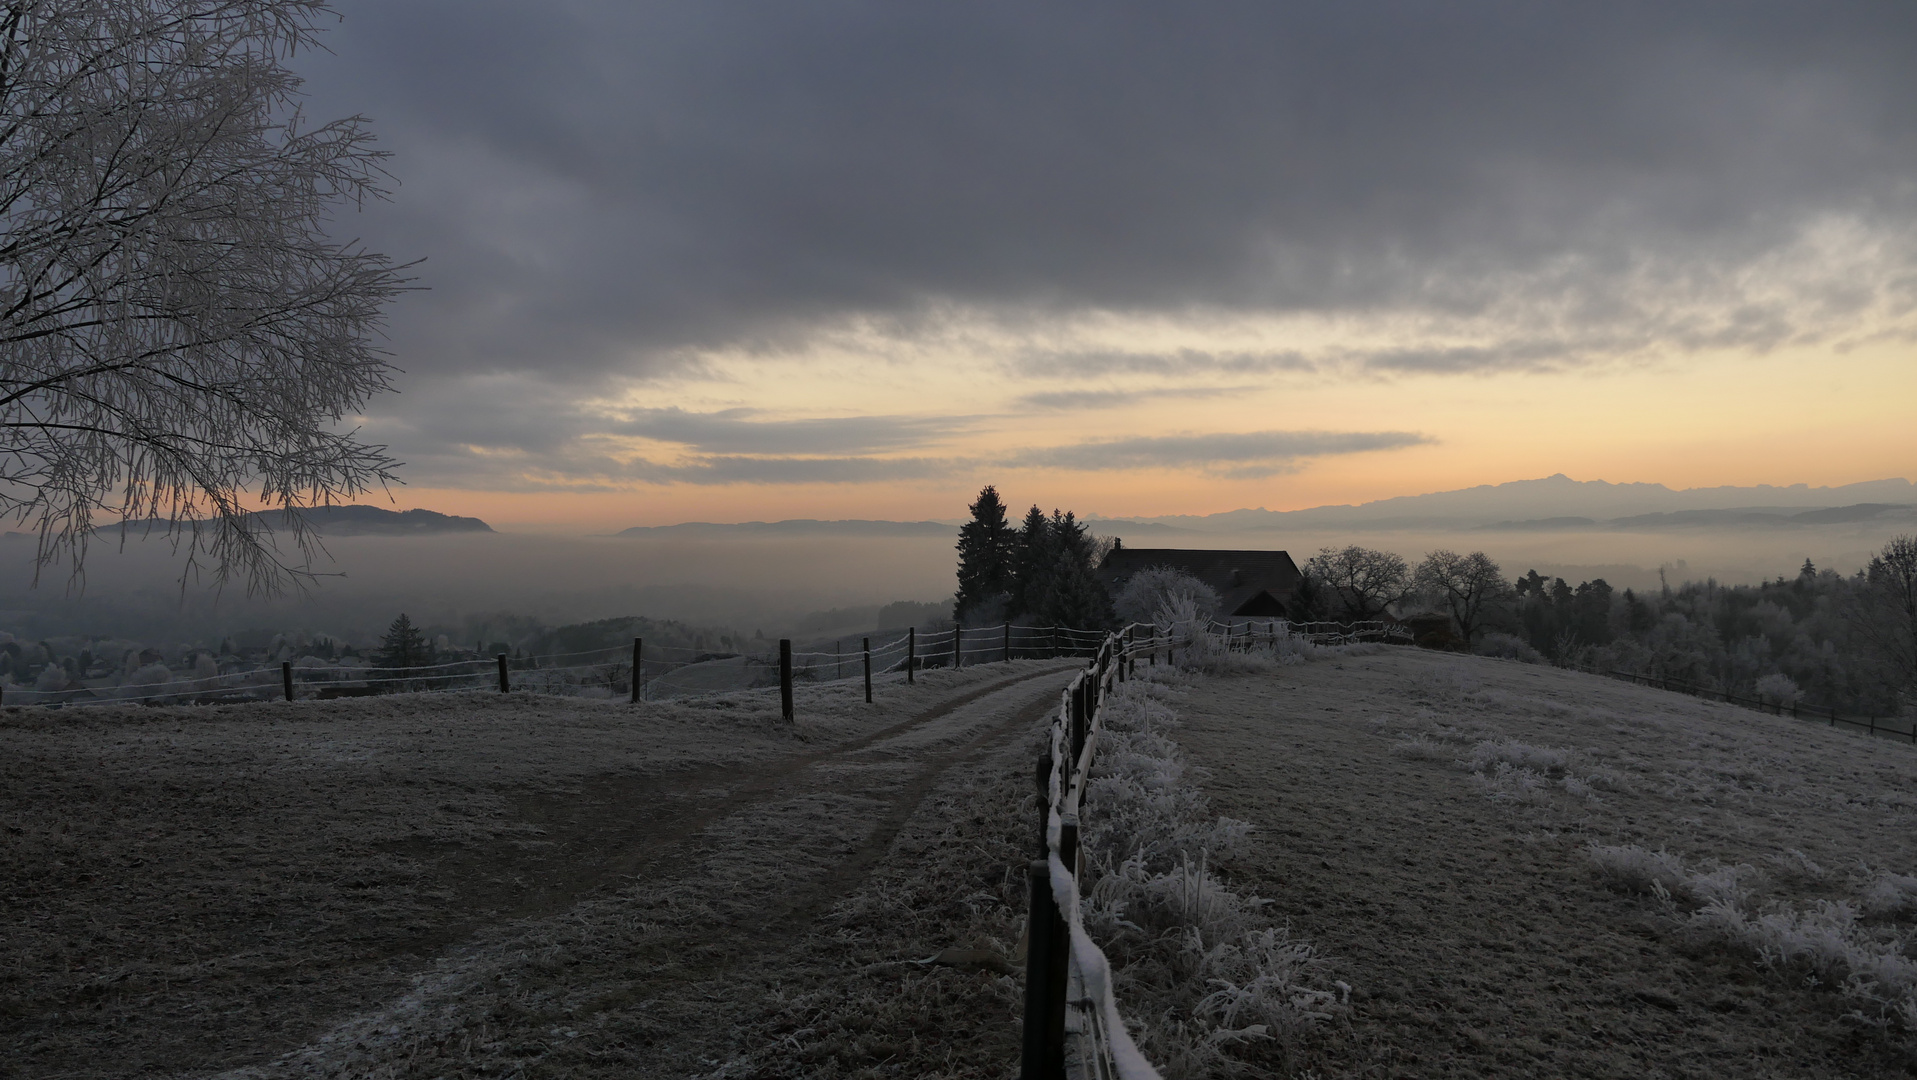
[6,645,1917,1078]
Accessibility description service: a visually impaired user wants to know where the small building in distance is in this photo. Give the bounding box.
[1097,547,1305,618]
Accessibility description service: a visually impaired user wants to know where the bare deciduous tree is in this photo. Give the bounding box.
[1415,548,1513,646]
[1303,544,1411,620]
[0,1,409,593]
[1857,535,1917,702]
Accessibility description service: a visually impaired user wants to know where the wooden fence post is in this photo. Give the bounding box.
[631,638,643,704]
[1004,622,1012,663]
[779,639,794,722]
[863,638,872,703]
[282,661,293,702]
[908,627,916,683]
[1050,627,1058,658]
[1021,858,1067,1080]
[497,653,509,693]
[955,625,963,670]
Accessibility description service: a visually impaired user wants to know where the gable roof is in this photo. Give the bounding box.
[1097,547,1304,617]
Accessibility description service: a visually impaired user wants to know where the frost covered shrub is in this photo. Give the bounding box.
[1118,568,1220,626]
[1755,672,1801,707]
[1861,873,1917,918]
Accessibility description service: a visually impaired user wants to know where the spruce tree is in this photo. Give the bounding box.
[375,613,430,671]
[1009,504,1053,620]
[954,485,1017,624]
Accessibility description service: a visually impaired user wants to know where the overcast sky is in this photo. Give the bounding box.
[296,2,1917,529]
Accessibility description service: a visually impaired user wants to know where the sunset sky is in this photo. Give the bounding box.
[298,3,1917,532]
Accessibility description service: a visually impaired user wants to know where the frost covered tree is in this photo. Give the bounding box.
[1415,549,1513,646]
[0,1,408,593]
[1856,535,1917,701]
[1304,545,1411,620]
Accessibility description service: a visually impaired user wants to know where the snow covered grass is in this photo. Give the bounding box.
[1080,678,1346,1077]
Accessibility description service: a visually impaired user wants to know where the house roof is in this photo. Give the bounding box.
[1097,548,1304,617]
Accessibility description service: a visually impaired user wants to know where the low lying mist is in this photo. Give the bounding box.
[0,518,1908,649]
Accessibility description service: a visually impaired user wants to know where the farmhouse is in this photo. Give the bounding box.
[1097,547,1305,617]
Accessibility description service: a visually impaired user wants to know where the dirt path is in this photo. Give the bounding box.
[221,665,1073,1078]
[1,662,1076,1079]
[1168,650,1917,1080]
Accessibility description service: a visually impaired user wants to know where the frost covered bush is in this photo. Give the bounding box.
[1861,873,1917,919]
[1755,672,1801,707]
[1078,682,1344,1076]
[1117,568,1220,626]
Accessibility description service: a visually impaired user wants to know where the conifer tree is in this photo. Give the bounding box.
[1009,504,1054,620]
[954,485,1017,624]
[375,613,430,671]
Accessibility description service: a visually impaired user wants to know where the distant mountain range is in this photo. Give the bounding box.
[601,476,1917,538]
[1085,475,1917,533]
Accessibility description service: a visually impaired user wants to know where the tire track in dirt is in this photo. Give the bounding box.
[727,682,1062,947]
[553,665,1073,1076]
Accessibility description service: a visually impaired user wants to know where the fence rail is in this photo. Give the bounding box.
[1601,669,1917,743]
[1020,616,1416,1077]
[0,622,1130,709]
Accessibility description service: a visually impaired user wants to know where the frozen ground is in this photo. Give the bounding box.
[1,661,1078,1078]
[12,645,1917,1078]
[1168,648,1917,1078]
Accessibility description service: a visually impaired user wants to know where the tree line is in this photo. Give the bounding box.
[1296,539,1917,716]
[952,485,1917,716]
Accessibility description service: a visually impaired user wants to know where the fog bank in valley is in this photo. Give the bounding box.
[1,514,1910,648]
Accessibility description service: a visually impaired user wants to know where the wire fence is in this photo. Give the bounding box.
[0,622,1121,709]
[1600,668,1917,744]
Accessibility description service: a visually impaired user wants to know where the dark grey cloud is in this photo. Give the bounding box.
[1014,430,1432,478]
[298,0,1917,392]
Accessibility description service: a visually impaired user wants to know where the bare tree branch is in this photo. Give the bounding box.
[0,0,412,595]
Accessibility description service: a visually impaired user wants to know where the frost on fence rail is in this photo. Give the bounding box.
[1029,626,1164,1080]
